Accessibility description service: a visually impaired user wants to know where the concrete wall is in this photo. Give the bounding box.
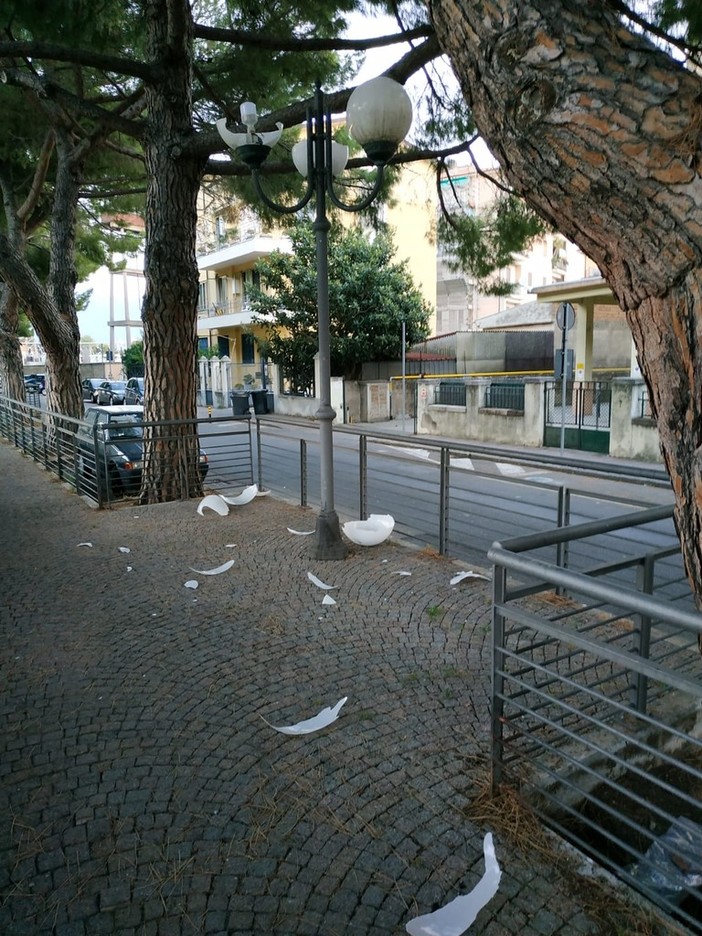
[609,378,662,462]
[273,395,320,419]
[416,376,663,462]
[417,379,544,445]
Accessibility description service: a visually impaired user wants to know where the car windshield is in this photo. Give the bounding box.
[106,417,142,440]
[109,381,127,390]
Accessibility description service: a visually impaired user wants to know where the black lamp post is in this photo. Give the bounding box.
[217,78,412,560]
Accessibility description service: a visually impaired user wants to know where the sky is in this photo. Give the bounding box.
[78,255,146,348]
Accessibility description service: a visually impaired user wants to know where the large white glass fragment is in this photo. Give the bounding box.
[342,514,394,546]
[450,570,490,586]
[77,542,93,548]
[261,697,348,735]
[189,560,235,576]
[197,494,229,516]
[322,594,337,606]
[288,528,314,536]
[222,484,258,506]
[405,833,501,936]
[307,572,337,590]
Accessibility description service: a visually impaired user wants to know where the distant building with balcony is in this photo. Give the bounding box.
[434,160,597,334]
[196,208,289,390]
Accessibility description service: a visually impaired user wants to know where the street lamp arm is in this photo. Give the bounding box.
[325,165,387,213]
[250,167,314,215]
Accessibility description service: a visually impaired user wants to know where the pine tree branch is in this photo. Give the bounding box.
[192,22,432,51]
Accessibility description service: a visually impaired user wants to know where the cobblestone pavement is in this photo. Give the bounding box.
[0,441,657,935]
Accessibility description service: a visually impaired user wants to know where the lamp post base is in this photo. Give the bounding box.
[313,510,348,560]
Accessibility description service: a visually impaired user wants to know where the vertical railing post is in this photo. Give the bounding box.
[491,563,507,793]
[556,486,571,595]
[439,445,450,555]
[255,417,263,489]
[632,554,654,713]
[299,438,307,507]
[359,434,367,520]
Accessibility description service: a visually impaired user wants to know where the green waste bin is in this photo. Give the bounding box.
[249,389,268,415]
[230,392,251,417]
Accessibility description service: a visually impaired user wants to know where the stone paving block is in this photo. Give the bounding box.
[0,443,671,936]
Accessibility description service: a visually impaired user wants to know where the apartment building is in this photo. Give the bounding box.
[434,159,597,334]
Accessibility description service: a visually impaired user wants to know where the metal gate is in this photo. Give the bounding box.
[544,380,611,453]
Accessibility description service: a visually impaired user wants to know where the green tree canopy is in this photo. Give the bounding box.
[121,340,144,376]
[250,221,431,387]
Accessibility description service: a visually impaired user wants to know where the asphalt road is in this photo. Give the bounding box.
[195,414,685,606]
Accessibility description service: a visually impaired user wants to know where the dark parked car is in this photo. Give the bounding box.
[24,374,46,394]
[81,378,104,402]
[95,379,128,405]
[76,405,209,499]
[124,377,144,405]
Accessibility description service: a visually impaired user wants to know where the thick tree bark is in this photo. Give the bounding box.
[0,232,80,415]
[0,288,26,400]
[428,0,702,602]
[46,131,84,419]
[139,0,208,502]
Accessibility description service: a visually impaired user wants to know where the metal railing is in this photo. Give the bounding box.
[545,380,612,429]
[0,396,254,508]
[483,380,525,411]
[639,387,654,420]
[433,380,467,406]
[489,511,702,932]
[250,416,679,577]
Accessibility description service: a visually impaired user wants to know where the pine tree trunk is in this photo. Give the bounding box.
[0,289,26,400]
[429,0,702,603]
[46,132,83,419]
[139,0,207,503]
[0,231,80,417]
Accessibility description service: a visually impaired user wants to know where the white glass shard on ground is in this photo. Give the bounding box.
[342,514,394,546]
[184,580,199,590]
[288,528,315,536]
[322,594,337,605]
[450,570,490,585]
[222,484,258,506]
[189,560,235,576]
[261,697,348,735]
[405,833,501,936]
[307,572,337,590]
[197,494,229,516]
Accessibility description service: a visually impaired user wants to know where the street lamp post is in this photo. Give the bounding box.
[217,78,412,560]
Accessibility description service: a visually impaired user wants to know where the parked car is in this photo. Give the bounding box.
[76,405,209,499]
[81,377,104,402]
[95,379,128,405]
[24,374,46,394]
[124,377,144,405]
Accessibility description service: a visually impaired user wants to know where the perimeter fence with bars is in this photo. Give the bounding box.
[489,510,702,933]
[0,395,253,507]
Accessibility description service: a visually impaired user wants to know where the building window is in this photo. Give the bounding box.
[198,282,207,311]
[216,277,228,306]
[241,333,255,364]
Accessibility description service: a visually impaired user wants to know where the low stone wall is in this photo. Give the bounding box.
[416,376,663,462]
[609,378,662,462]
[416,378,545,446]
